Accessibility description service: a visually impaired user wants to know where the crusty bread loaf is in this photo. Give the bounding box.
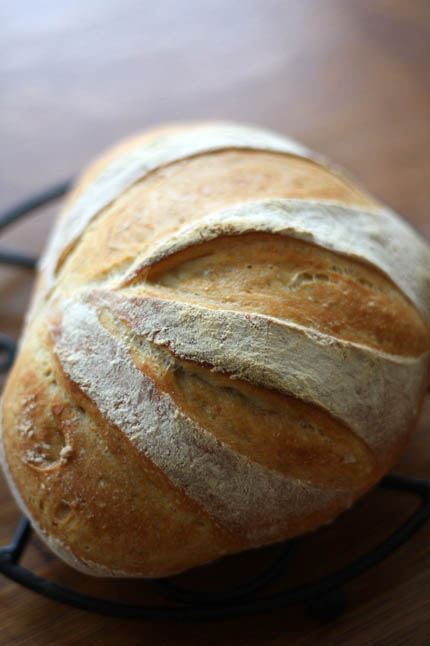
[1,122,429,578]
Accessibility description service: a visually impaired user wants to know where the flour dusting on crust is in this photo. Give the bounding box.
[51,299,351,540]
[40,123,322,296]
[121,199,430,322]
[89,289,427,453]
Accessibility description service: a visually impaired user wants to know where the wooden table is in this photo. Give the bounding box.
[1,1,429,643]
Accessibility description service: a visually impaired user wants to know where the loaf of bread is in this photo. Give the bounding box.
[1,122,429,577]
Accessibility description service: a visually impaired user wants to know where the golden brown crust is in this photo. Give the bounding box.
[1,325,242,576]
[141,233,428,356]
[155,357,378,489]
[1,121,428,577]
[53,149,376,292]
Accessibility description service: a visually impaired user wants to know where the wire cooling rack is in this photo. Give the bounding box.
[0,184,429,621]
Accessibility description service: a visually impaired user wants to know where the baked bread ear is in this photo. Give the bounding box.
[1,122,429,577]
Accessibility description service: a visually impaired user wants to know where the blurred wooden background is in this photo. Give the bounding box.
[0,1,429,644]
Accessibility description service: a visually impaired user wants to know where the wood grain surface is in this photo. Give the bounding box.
[0,1,429,644]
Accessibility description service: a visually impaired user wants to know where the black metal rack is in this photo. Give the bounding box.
[0,184,429,621]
